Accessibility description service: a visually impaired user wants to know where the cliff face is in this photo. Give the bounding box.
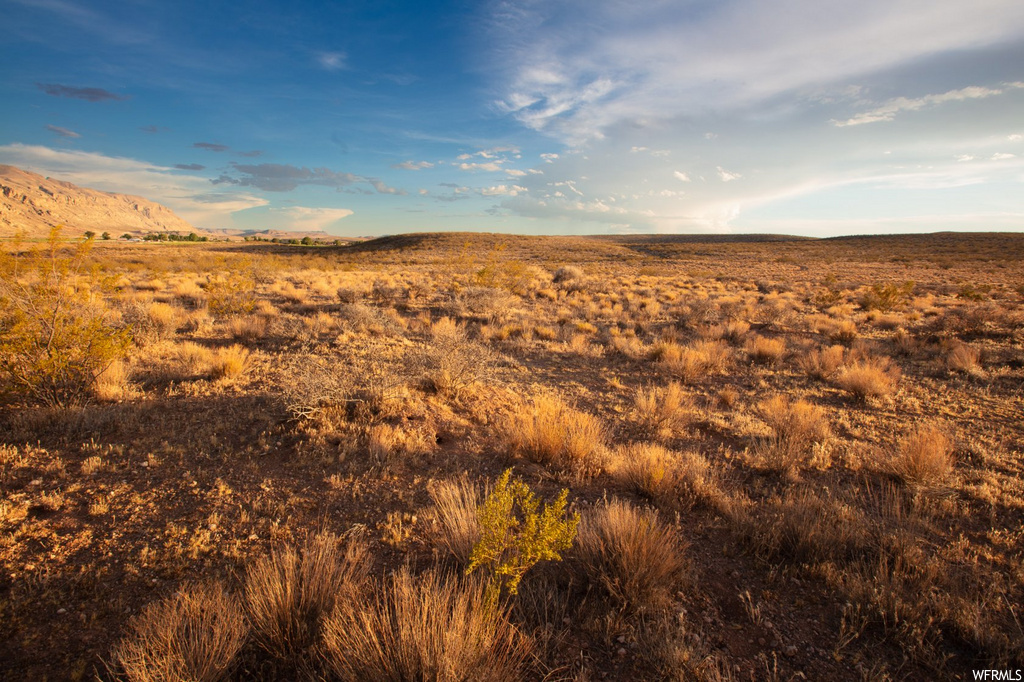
[0,165,195,237]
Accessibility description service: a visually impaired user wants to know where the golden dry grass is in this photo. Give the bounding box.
[320,568,526,682]
[243,532,368,659]
[500,394,606,474]
[114,581,248,682]
[576,498,688,613]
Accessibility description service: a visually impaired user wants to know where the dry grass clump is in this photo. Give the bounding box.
[576,498,687,612]
[365,423,434,466]
[615,442,679,500]
[93,358,131,401]
[834,356,900,401]
[738,488,870,564]
[754,395,830,477]
[146,301,181,339]
[428,476,484,566]
[225,314,268,343]
[798,344,846,380]
[745,335,786,365]
[886,424,954,487]
[320,568,526,682]
[828,319,858,345]
[412,318,495,398]
[244,532,368,659]
[176,341,216,376]
[114,581,248,682]
[632,381,693,439]
[501,394,606,474]
[944,342,983,376]
[655,339,730,382]
[210,344,251,380]
[552,265,584,285]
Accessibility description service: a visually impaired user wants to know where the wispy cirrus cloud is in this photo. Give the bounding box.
[45,125,80,139]
[193,142,230,152]
[833,83,1024,126]
[213,162,404,195]
[36,83,127,102]
[488,0,1024,142]
[392,160,434,170]
[317,52,346,70]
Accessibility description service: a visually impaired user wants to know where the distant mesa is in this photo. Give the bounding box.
[0,165,196,238]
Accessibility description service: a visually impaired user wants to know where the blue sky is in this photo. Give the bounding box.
[1,0,1022,236]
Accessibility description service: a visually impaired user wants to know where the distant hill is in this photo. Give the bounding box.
[0,165,197,238]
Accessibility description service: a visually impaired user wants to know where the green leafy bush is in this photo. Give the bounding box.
[467,469,578,597]
[0,228,131,407]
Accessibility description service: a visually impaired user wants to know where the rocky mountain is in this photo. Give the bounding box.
[0,165,196,237]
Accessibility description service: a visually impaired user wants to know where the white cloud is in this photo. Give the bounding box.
[317,52,346,70]
[673,170,691,182]
[717,167,741,182]
[271,206,353,232]
[458,161,504,172]
[505,168,527,177]
[488,0,1024,142]
[0,143,267,226]
[392,160,434,170]
[833,84,1020,126]
[991,152,1017,160]
[478,184,527,196]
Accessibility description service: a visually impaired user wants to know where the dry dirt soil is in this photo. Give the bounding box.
[1,231,1023,681]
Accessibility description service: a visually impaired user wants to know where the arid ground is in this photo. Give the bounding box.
[2,231,1023,681]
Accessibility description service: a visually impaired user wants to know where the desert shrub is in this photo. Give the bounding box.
[632,381,693,439]
[886,424,954,486]
[446,286,518,323]
[575,498,687,612]
[500,395,606,473]
[677,295,718,327]
[114,581,248,682]
[0,229,132,408]
[321,568,526,682]
[370,278,405,305]
[204,269,257,316]
[210,345,251,380]
[745,335,786,365]
[122,300,180,343]
[225,314,267,343]
[467,469,578,596]
[835,356,900,401]
[244,532,368,659]
[175,341,215,377]
[552,265,583,285]
[738,488,871,564]
[858,281,915,312]
[828,319,858,345]
[656,339,730,383]
[283,351,408,422]
[798,344,845,380]
[93,358,131,402]
[411,318,494,398]
[754,396,830,476]
[615,442,678,500]
[944,342,983,376]
[365,422,434,467]
[428,476,485,566]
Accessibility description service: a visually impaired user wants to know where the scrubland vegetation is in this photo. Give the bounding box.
[2,229,1023,681]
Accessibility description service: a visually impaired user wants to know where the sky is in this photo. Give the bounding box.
[1,0,1022,237]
